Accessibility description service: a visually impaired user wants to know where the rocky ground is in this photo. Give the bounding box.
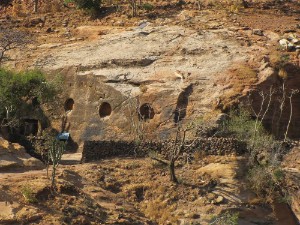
[0,153,284,225]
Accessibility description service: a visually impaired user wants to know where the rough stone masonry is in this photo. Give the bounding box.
[81,137,247,162]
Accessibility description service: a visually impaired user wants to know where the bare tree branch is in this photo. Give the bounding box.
[0,28,32,65]
[284,89,299,142]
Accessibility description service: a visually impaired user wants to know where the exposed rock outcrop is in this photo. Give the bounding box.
[30,25,254,145]
[0,137,44,171]
[282,146,300,222]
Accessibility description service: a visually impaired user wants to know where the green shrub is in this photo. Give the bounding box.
[210,211,239,225]
[247,165,286,202]
[142,3,154,11]
[220,107,276,159]
[222,107,288,203]
[64,0,73,3]
[72,0,101,10]
[21,185,37,203]
[0,68,61,126]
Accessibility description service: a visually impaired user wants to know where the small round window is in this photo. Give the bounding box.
[64,98,74,111]
[99,102,112,118]
[139,103,154,121]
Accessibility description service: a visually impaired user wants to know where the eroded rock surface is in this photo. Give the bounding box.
[283,147,300,222]
[31,25,254,144]
[0,138,43,171]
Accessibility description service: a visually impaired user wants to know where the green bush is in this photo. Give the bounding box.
[68,0,102,18]
[142,3,154,11]
[0,68,61,125]
[221,107,288,203]
[247,165,286,203]
[220,107,276,159]
[210,211,239,225]
[72,0,101,10]
[21,185,37,203]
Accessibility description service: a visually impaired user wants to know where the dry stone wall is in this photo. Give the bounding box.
[81,137,247,162]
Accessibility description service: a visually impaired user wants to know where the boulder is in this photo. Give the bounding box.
[0,201,20,222]
[215,195,224,204]
[23,17,45,28]
[253,29,264,36]
[0,138,44,171]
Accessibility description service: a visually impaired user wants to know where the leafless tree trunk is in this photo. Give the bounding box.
[169,125,187,183]
[196,0,201,10]
[249,87,275,149]
[284,89,299,142]
[129,0,137,17]
[275,81,286,138]
[33,0,38,13]
[151,121,192,183]
[169,159,177,182]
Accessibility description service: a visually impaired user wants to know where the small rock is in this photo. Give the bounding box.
[62,20,68,27]
[45,27,52,33]
[291,39,300,45]
[206,193,216,201]
[279,39,289,48]
[24,17,44,28]
[284,29,296,33]
[215,195,224,204]
[253,29,264,36]
[191,213,200,219]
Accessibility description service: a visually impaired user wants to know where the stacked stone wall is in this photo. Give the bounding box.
[81,138,247,163]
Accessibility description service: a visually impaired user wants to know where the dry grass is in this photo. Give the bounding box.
[12,2,25,17]
[142,199,178,224]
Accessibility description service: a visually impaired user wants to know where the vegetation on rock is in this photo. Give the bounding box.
[0,69,61,128]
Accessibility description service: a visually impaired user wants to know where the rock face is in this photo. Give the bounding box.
[250,62,300,139]
[33,25,249,146]
[282,147,300,222]
[0,137,44,171]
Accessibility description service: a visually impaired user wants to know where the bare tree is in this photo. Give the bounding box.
[151,120,195,183]
[168,125,188,183]
[284,89,299,142]
[0,28,31,65]
[128,0,137,17]
[274,81,286,138]
[248,87,275,147]
[33,0,38,13]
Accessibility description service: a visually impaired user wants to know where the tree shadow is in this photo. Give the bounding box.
[174,84,194,123]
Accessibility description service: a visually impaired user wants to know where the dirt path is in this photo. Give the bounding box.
[0,153,82,180]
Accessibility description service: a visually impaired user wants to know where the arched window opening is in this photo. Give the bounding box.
[64,98,74,111]
[139,103,154,121]
[99,102,112,118]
